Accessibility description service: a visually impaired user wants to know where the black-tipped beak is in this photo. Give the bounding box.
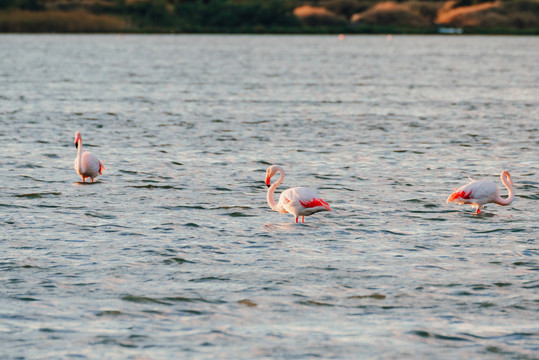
[75,142,78,149]
[266,183,270,188]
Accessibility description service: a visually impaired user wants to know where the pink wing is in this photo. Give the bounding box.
[447,188,473,202]
[299,197,332,211]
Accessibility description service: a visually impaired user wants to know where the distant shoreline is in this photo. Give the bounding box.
[3,31,539,36]
[1,7,538,36]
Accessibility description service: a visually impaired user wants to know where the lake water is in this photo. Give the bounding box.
[1,34,538,359]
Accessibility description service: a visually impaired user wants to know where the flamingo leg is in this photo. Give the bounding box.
[301,216,304,223]
[295,217,298,223]
[91,178,94,183]
[476,208,481,214]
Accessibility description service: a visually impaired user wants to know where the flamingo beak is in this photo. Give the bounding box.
[265,177,271,187]
[75,141,78,149]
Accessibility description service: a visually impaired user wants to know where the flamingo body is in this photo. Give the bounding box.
[447,171,514,214]
[74,131,105,183]
[266,165,331,223]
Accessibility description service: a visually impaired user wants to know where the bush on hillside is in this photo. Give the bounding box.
[320,0,376,19]
[174,0,299,30]
[408,0,444,22]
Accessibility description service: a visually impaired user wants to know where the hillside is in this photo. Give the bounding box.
[1,0,538,33]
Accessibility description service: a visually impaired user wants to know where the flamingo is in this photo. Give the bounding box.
[446,170,515,214]
[73,131,105,183]
[265,165,332,223]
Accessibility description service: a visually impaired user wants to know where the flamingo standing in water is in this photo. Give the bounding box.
[74,131,105,183]
[446,170,515,214]
[265,165,332,223]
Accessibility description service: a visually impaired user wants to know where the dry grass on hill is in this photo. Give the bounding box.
[346,0,539,29]
[351,1,432,27]
[293,5,348,25]
[0,10,129,32]
[436,0,501,25]
[435,0,539,28]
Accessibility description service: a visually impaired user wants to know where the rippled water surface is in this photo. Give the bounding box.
[1,35,538,359]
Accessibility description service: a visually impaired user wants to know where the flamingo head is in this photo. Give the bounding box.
[265,165,279,188]
[501,170,513,186]
[74,131,81,148]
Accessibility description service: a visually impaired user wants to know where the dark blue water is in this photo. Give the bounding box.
[1,34,538,359]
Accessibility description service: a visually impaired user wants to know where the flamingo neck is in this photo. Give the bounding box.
[267,167,284,211]
[495,172,514,206]
[76,139,83,169]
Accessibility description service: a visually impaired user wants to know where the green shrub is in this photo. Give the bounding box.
[504,0,539,14]
[173,0,299,31]
[408,1,444,22]
[321,0,375,19]
[14,0,44,10]
[126,0,172,27]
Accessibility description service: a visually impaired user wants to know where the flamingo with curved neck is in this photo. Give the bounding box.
[447,170,515,214]
[74,131,105,183]
[265,165,331,223]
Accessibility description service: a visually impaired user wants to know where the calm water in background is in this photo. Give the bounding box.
[1,35,538,359]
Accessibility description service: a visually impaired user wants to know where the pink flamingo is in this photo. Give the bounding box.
[446,170,515,214]
[265,165,332,223]
[74,131,105,183]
